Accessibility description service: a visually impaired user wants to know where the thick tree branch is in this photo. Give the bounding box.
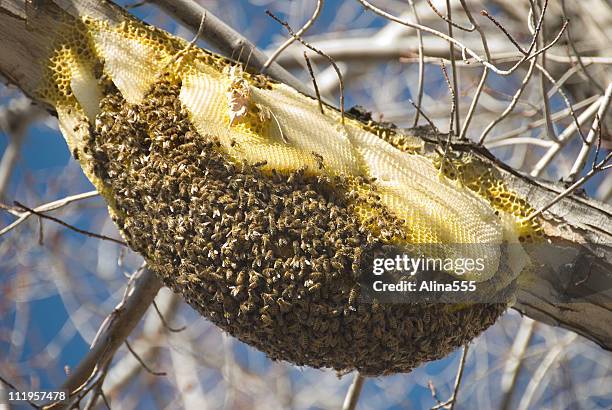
[49,267,162,408]
[417,132,612,350]
[148,0,309,94]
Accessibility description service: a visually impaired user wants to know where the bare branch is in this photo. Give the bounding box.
[50,267,162,405]
[124,340,167,376]
[445,0,460,134]
[355,0,568,76]
[342,373,365,410]
[426,0,475,32]
[152,300,187,333]
[266,10,346,125]
[303,52,324,115]
[534,0,559,144]
[567,83,612,181]
[0,190,99,237]
[148,0,309,94]
[0,374,42,409]
[480,10,528,55]
[431,345,469,410]
[527,149,611,221]
[531,95,602,177]
[535,60,586,143]
[458,0,491,140]
[560,0,605,94]
[478,6,574,145]
[479,58,537,144]
[12,201,127,246]
[264,0,324,70]
[439,60,456,135]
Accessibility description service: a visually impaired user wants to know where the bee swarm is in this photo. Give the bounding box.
[87,77,506,376]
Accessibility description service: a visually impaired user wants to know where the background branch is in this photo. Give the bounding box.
[148,0,309,94]
[52,267,162,407]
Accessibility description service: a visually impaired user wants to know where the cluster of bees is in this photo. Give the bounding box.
[85,76,506,376]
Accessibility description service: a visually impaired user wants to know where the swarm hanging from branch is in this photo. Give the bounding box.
[0,0,610,400]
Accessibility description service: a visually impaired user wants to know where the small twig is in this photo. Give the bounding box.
[266,10,346,125]
[479,58,537,144]
[408,99,440,135]
[536,60,586,143]
[531,95,602,177]
[535,0,559,143]
[263,0,324,70]
[342,372,365,410]
[439,60,456,136]
[152,300,187,333]
[161,10,206,73]
[449,344,469,410]
[483,84,541,113]
[445,0,460,134]
[431,345,469,410]
[526,149,611,221]
[408,0,425,127]
[303,52,324,115]
[13,201,127,246]
[567,83,612,181]
[480,10,528,55]
[99,390,111,410]
[82,363,110,410]
[124,340,167,376]
[0,190,99,237]
[479,3,574,144]
[0,375,42,409]
[355,0,567,77]
[428,380,445,407]
[56,362,108,410]
[438,60,457,176]
[560,0,604,94]
[426,0,475,32]
[458,0,491,140]
[591,116,607,168]
[546,62,592,99]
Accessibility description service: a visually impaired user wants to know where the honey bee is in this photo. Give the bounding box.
[348,286,359,307]
[312,151,325,169]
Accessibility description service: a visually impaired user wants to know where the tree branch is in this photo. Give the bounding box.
[47,267,162,408]
[148,0,309,94]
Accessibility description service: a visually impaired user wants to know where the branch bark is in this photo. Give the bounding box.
[148,0,309,94]
[52,267,162,408]
[417,132,612,350]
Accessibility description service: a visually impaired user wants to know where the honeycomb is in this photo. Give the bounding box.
[34,14,542,375]
[85,78,507,375]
